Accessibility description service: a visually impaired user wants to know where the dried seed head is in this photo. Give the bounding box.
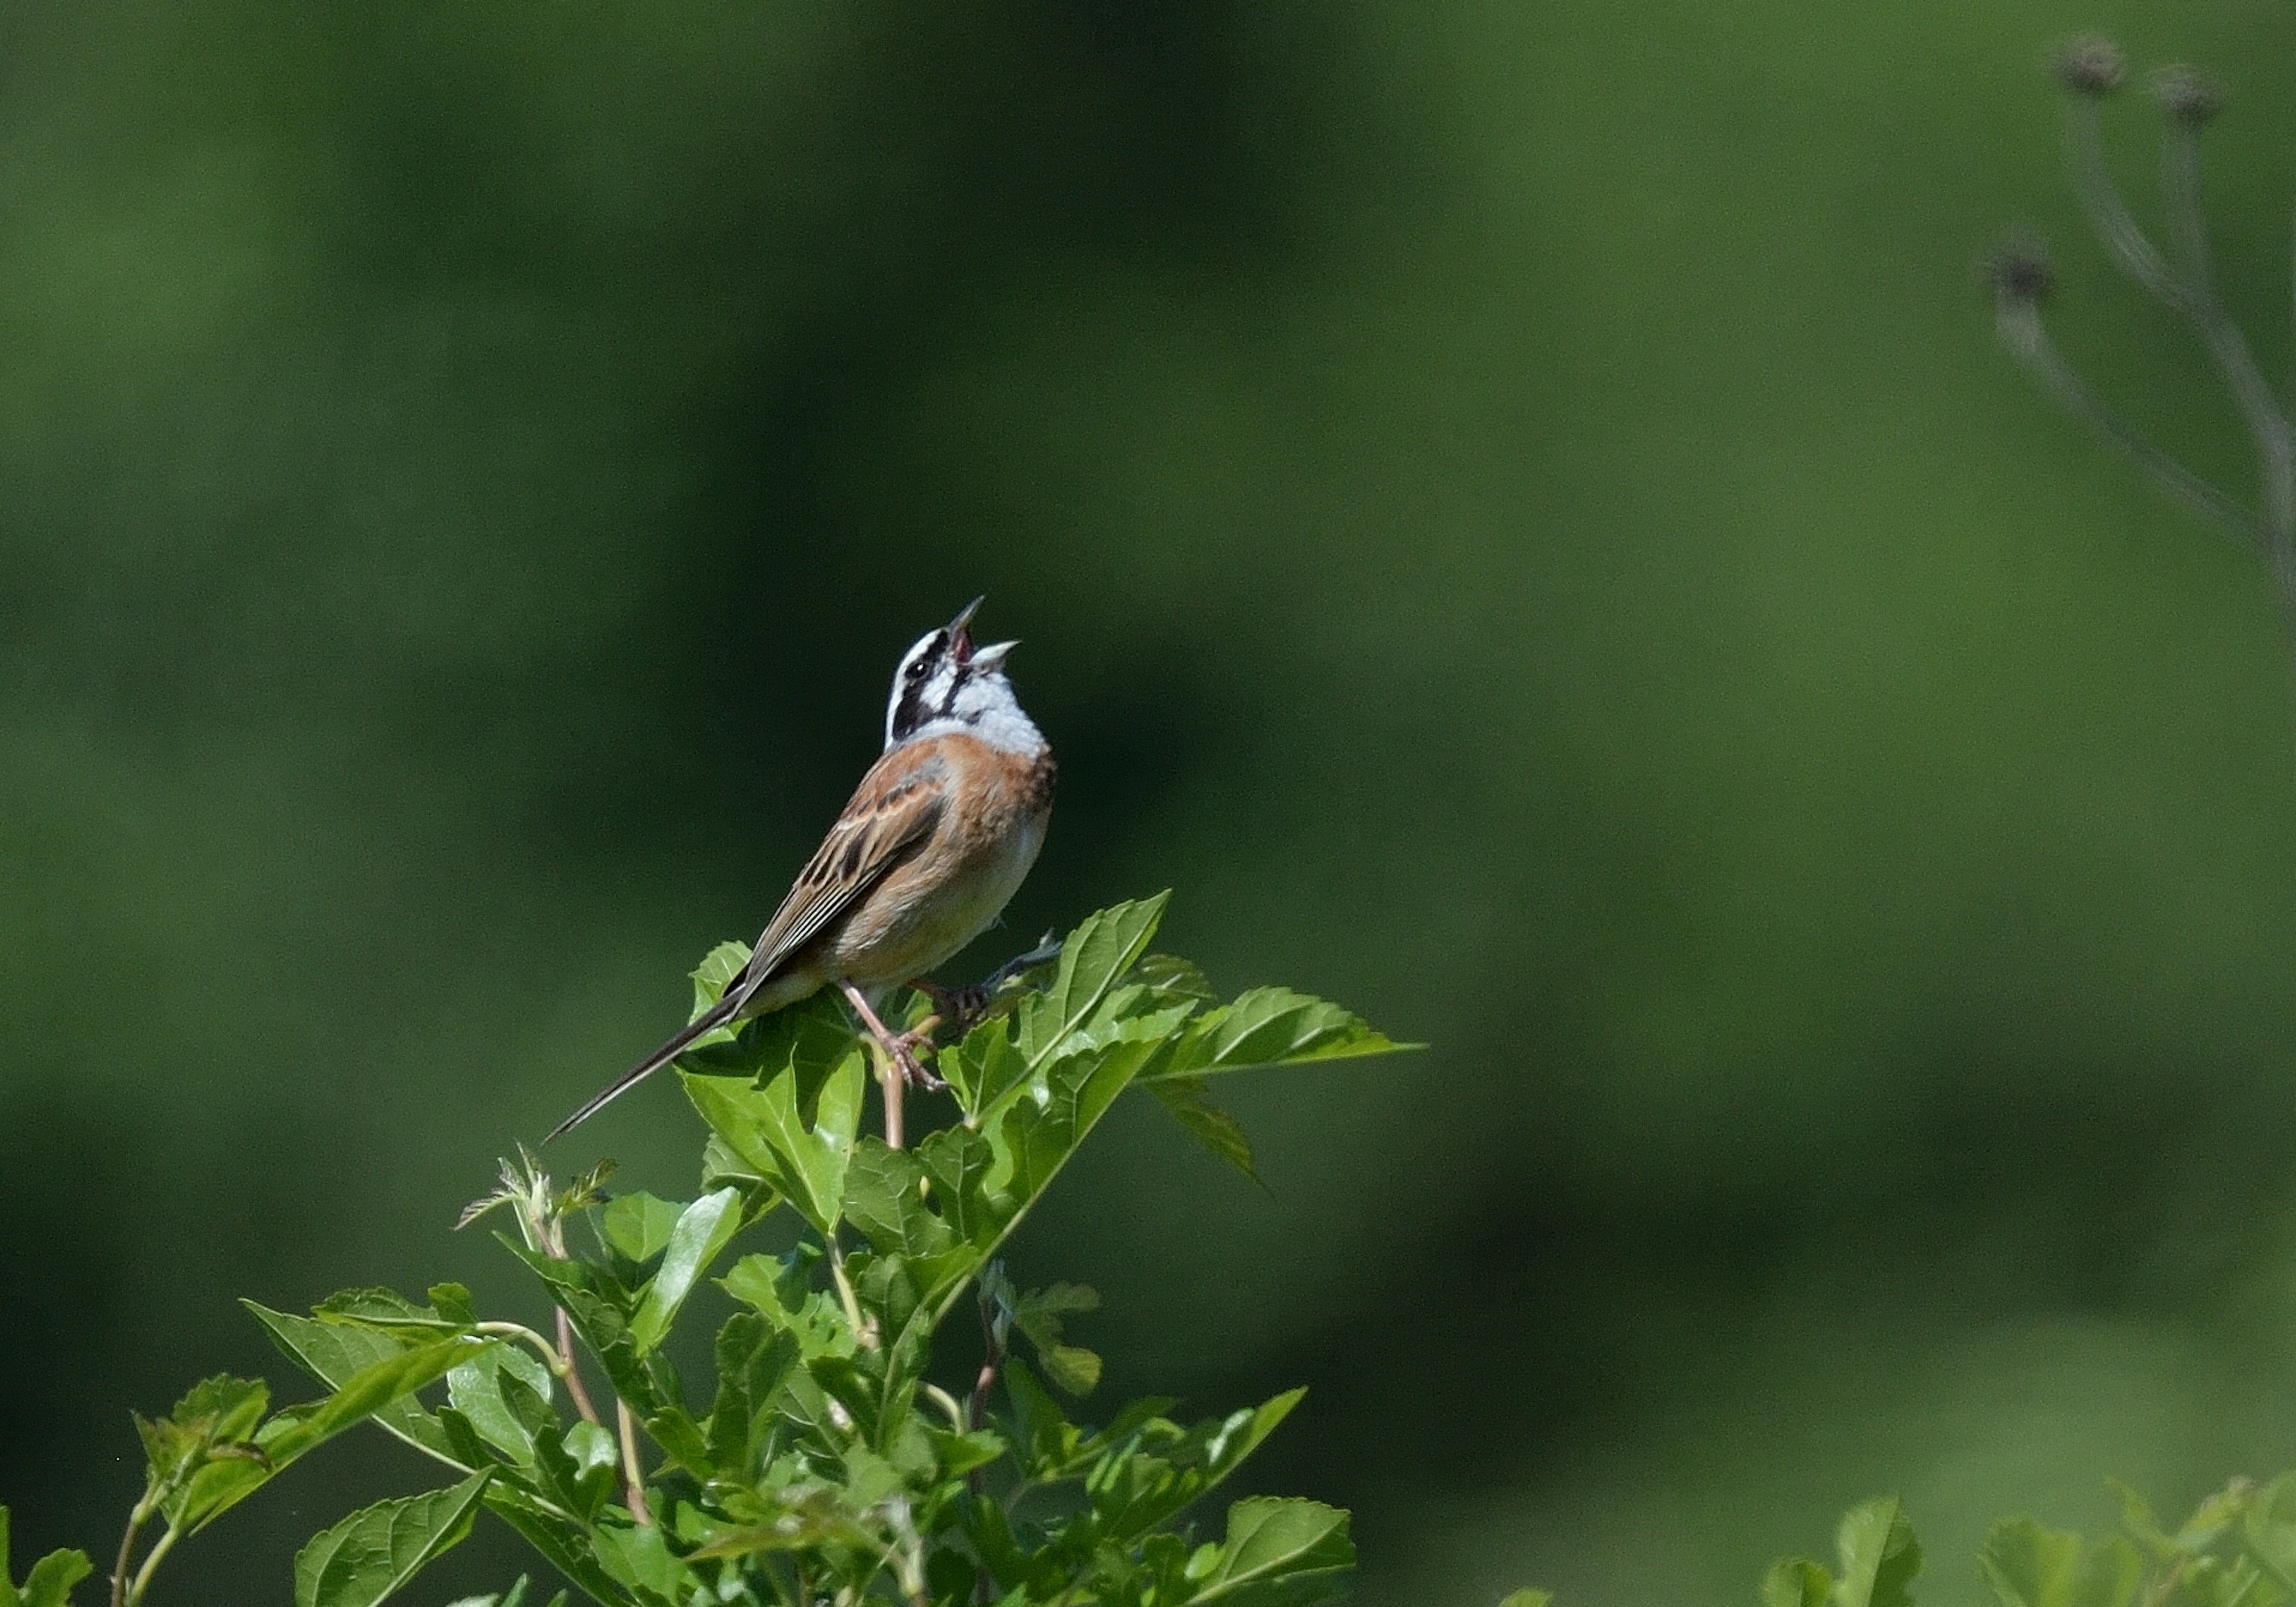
[2049,35,2126,96]
[1981,240,2056,307]
[2151,64,2222,126]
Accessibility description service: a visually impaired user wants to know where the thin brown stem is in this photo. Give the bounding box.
[616,1398,652,1526]
[554,1306,603,1428]
[841,982,909,1148]
[109,1499,150,1607]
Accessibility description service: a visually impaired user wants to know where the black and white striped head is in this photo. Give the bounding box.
[884,598,1039,753]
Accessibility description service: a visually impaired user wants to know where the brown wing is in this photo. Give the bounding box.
[724,748,948,1009]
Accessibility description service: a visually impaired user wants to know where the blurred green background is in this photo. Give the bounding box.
[8,0,2296,1600]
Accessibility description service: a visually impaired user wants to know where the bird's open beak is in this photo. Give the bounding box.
[949,595,985,662]
[969,639,1018,673]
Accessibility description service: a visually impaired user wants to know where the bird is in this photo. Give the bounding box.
[545,598,1054,1142]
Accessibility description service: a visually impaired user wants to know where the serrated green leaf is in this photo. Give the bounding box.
[243,1301,454,1458]
[1019,894,1170,1067]
[293,1471,492,1607]
[597,1193,687,1265]
[1186,1496,1352,1606]
[444,1344,555,1467]
[1981,1519,2085,1607]
[170,1337,483,1534]
[591,1517,698,1599]
[1836,1497,1922,1607]
[154,1334,475,1538]
[628,1187,743,1354]
[1763,1559,1830,1607]
[479,1487,629,1607]
[1139,986,1409,1084]
[842,1140,954,1257]
[682,1049,865,1235]
[915,1125,999,1244]
[1147,1076,1258,1180]
[0,1513,91,1607]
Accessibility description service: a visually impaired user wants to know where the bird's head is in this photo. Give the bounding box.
[884,597,1034,751]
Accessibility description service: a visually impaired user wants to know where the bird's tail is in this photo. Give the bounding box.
[544,991,744,1143]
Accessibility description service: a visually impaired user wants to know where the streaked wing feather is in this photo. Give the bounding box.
[728,759,945,1004]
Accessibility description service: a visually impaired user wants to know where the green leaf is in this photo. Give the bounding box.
[480,1488,631,1607]
[1011,1282,1103,1395]
[1037,1344,1103,1395]
[842,1140,953,1257]
[2250,1474,2296,1590]
[441,1582,563,1607]
[1835,1498,1922,1607]
[0,1512,93,1607]
[689,940,753,1015]
[444,1343,557,1467]
[591,1518,698,1600]
[292,1471,492,1607]
[1186,1497,1352,1606]
[532,1420,619,1523]
[597,1193,688,1265]
[1021,893,1171,1066]
[1981,1519,2085,1607]
[243,1300,454,1458]
[261,1337,488,1465]
[19,1552,91,1607]
[170,1336,483,1535]
[1763,1559,1831,1607]
[628,1187,743,1354]
[682,1048,865,1235]
[1139,985,1409,1084]
[1078,1390,1308,1542]
[1146,1076,1258,1180]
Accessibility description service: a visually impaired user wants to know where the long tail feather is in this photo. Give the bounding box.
[544,992,744,1143]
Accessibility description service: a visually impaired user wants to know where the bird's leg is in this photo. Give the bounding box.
[839,982,945,1093]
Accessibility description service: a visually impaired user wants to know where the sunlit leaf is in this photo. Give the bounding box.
[292,1472,492,1607]
[1184,1497,1352,1606]
[628,1187,743,1354]
[1835,1498,1922,1607]
[1981,1519,2086,1607]
[444,1345,555,1467]
[243,1300,454,1458]
[597,1193,686,1266]
[1138,987,1410,1084]
[1017,893,1170,1068]
[682,1049,865,1235]
[1763,1559,1830,1607]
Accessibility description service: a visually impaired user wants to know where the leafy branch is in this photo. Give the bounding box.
[4,893,1412,1606]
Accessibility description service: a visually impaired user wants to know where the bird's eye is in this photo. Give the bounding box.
[905,659,928,681]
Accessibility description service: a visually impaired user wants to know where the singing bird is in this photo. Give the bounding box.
[545,599,1054,1141]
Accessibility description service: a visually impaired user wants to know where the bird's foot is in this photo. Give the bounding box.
[912,933,1064,1037]
[912,981,994,1035]
[884,1028,948,1092]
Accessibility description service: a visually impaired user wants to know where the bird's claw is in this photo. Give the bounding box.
[887,1029,948,1092]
